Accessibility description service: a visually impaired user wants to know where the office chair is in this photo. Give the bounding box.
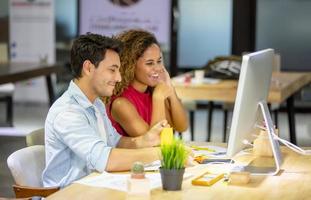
[0,43,14,126]
[0,83,14,126]
[7,145,59,198]
[26,128,44,146]
[203,55,242,142]
[179,100,195,140]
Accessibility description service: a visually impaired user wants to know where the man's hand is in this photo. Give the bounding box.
[142,120,169,147]
[184,146,197,167]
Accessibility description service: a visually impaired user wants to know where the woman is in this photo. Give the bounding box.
[107,29,188,137]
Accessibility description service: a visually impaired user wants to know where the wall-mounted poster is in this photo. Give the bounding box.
[79,0,171,47]
[9,0,55,103]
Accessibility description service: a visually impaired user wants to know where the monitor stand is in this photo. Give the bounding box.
[243,101,282,176]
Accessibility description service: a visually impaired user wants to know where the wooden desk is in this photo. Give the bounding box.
[0,62,62,105]
[173,72,311,144]
[47,144,311,200]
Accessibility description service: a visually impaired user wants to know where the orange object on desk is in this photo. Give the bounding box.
[194,155,208,164]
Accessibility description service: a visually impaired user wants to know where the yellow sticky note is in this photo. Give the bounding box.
[161,127,174,145]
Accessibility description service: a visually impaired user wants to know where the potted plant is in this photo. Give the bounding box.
[159,137,188,191]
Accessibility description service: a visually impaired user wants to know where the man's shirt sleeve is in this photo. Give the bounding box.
[53,109,111,172]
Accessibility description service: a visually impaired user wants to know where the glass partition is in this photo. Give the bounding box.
[178,0,232,68]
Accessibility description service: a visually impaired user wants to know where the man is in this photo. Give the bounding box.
[42,33,167,188]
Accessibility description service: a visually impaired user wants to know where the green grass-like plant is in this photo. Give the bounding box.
[160,138,188,170]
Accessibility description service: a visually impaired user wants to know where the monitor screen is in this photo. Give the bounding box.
[227,49,274,157]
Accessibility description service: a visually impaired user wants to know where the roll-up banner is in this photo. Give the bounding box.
[9,0,55,103]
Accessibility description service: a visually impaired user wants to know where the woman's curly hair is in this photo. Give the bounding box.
[112,29,159,97]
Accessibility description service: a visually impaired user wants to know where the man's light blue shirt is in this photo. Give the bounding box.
[42,81,121,188]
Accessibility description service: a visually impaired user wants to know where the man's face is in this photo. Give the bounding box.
[91,49,121,97]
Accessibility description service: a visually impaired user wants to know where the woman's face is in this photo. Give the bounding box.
[134,43,163,87]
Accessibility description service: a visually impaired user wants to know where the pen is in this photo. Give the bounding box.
[190,145,215,152]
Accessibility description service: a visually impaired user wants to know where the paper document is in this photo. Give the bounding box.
[144,160,161,171]
[75,171,192,192]
[191,145,227,158]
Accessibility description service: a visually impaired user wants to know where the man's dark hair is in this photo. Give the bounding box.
[70,33,122,78]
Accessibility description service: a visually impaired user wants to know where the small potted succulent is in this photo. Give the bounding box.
[159,138,188,191]
[130,161,145,179]
[127,161,150,196]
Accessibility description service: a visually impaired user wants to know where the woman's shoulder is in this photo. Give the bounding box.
[113,95,142,111]
[112,96,132,107]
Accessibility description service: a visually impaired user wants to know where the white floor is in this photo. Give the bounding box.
[1,102,311,145]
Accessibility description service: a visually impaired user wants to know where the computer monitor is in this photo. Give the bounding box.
[226,49,282,173]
